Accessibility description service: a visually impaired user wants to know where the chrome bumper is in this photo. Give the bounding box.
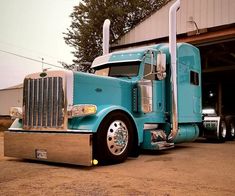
[4,131,93,166]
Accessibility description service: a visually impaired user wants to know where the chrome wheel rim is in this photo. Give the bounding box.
[107,120,128,156]
[221,122,226,138]
[231,123,235,137]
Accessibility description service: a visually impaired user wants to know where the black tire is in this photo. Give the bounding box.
[226,120,235,140]
[94,111,134,165]
[218,120,227,143]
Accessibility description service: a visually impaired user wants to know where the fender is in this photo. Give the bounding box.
[69,105,143,143]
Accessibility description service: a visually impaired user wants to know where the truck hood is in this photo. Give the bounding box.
[73,72,134,111]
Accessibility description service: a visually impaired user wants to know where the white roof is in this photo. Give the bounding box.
[91,47,151,68]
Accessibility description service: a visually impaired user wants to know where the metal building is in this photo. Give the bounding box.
[0,84,23,116]
[112,0,235,117]
[113,0,235,49]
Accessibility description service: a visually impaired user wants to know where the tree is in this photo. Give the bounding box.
[64,0,170,71]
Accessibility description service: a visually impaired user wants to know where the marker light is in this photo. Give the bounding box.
[68,104,97,118]
[10,107,22,119]
[92,159,98,165]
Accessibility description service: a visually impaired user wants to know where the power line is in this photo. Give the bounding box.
[0,39,63,62]
[0,48,64,69]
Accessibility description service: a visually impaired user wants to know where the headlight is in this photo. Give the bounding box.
[10,107,22,119]
[68,104,97,118]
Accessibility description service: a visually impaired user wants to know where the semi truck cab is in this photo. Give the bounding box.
[5,43,202,166]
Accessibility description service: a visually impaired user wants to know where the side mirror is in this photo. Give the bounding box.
[143,51,167,80]
[143,51,155,79]
[156,53,166,80]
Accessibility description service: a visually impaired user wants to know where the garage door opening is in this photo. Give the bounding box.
[198,39,235,116]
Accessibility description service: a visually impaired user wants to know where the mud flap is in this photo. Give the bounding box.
[202,116,220,139]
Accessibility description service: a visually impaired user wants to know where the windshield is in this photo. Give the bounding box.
[94,62,140,78]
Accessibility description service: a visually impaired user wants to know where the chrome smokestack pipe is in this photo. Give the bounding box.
[102,19,111,55]
[168,0,180,141]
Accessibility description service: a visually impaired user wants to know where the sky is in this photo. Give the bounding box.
[0,0,80,89]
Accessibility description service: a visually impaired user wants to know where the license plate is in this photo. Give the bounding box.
[35,149,47,159]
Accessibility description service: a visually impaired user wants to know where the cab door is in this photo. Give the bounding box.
[143,59,165,122]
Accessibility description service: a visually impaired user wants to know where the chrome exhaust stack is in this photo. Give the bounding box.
[168,0,180,141]
[102,19,111,55]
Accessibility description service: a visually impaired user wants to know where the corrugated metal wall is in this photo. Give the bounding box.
[0,88,23,116]
[117,0,235,46]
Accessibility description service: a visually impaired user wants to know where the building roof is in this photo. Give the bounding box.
[114,0,235,48]
[0,84,23,91]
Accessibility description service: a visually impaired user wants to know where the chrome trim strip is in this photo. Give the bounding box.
[8,128,92,133]
[144,124,158,130]
[67,129,93,133]
[8,128,23,131]
[65,71,74,108]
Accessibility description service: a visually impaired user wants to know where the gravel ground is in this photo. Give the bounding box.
[0,132,235,196]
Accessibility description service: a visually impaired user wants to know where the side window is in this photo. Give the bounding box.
[190,70,199,86]
[144,64,156,80]
[95,67,109,76]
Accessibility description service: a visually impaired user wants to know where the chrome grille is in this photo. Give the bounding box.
[23,77,64,129]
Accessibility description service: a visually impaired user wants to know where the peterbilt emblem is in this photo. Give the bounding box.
[40,72,47,77]
[95,88,102,92]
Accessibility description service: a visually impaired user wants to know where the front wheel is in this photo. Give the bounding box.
[94,112,134,164]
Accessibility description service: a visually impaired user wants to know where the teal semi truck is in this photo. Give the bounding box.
[4,0,230,166]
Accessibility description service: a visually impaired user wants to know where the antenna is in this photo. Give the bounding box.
[41,58,44,72]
